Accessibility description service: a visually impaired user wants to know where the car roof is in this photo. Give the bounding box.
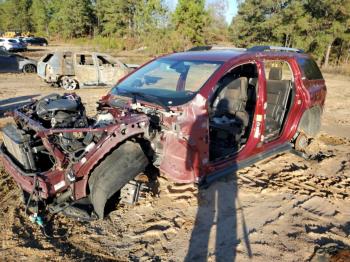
[162,48,309,63]
[163,50,246,62]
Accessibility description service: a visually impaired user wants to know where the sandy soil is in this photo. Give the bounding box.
[0,51,350,261]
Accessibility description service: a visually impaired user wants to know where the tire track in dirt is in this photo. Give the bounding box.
[1,134,350,261]
[238,134,350,200]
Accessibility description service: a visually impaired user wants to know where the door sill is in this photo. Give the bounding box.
[202,143,293,186]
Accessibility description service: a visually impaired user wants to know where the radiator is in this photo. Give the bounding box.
[2,124,36,171]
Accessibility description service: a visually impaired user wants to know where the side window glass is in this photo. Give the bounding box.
[297,57,323,80]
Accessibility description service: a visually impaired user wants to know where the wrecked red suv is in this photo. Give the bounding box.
[0,46,326,219]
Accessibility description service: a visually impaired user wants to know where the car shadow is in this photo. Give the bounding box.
[25,48,46,52]
[0,95,39,117]
[184,114,252,261]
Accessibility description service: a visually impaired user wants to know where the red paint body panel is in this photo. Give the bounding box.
[0,49,327,202]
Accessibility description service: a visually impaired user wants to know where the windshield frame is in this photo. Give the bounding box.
[111,57,224,107]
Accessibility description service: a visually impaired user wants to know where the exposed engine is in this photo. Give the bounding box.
[35,93,88,128]
[3,93,118,172]
[1,93,172,219]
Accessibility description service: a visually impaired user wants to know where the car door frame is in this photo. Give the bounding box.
[202,58,267,178]
[260,56,306,152]
[158,56,267,183]
[74,53,99,86]
[96,54,127,86]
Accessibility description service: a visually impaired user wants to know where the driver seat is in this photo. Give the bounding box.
[211,77,249,142]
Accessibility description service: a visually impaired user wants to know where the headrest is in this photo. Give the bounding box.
[269,67,282,80]
[226,77,248,101]
[227,77,248,90]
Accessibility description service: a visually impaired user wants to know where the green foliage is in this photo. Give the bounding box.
[95,0,136,37]
[0,0,33,32]
[230,0,350,66]
[172,0,210,46]
[30,0,50,36]
[205,0,229,43]
[0,0,231,54]
[49,0,93,38]
[94,0,167,39]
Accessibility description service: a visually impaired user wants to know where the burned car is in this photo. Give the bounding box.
[0,46,326,220]
[37,51,135,90]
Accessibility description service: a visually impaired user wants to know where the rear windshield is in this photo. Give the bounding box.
[297,57,323,80]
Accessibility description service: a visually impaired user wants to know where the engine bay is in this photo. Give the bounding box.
[2,93,170,174]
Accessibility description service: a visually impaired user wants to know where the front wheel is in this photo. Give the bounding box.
[88,141,149,219]
[60,76,79,90]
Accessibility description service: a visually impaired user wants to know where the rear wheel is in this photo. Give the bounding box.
[294,132,309,152]
[88,141,148,219]
[22,64,36,73]
[60,76,79,90]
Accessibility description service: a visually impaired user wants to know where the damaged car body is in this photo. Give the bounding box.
[0,46,327,220]
[37,51,135,90]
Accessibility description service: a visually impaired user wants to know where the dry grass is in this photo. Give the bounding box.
[322,64,350,76]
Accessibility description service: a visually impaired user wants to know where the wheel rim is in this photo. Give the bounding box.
[23,64,36,73]
[62,78,77,90]
[295,133,308,151]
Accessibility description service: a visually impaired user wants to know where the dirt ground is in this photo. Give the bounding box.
[0,46,350,261]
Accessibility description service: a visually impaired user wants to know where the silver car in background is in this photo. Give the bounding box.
[0,38,27,52]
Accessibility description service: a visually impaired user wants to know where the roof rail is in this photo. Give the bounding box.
[187,46,212,51]
[248,45,304,53]
[187,45,247,52]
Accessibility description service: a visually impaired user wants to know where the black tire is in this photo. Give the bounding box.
[22,64,37,73]
[88,141,148,219]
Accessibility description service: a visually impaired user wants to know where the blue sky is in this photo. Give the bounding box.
[165,0,238,24]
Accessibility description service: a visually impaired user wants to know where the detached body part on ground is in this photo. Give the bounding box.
[0,46,327,220]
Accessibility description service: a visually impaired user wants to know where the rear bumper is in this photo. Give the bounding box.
[0,145,49,198]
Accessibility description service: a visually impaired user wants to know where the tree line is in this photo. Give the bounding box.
[0,0,349,66]
[231,0,350,67]
[0,0,227,54]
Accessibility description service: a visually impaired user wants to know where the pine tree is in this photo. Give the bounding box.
[230,0,350,65]
[205,0,229,43]
[49,0,93,38]
[305,0,350,67]
[30,0,50,36]
[0,0,33,32]
[172,0,210,45]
